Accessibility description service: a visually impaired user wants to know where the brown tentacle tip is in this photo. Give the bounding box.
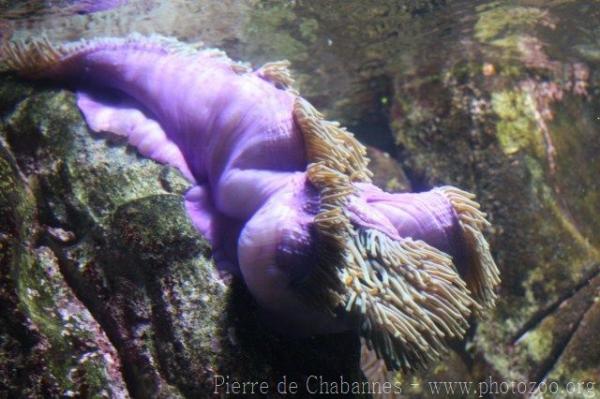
[1,36,63,76]
[256,60,296,91]
[436,186,501,312]
[347,228,477,371]
[0,33,211,77]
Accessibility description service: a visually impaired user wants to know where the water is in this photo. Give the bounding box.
[0,1,598,398]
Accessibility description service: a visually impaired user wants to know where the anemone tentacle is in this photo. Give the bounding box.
[436,186,500,311]
[294,96,497,371]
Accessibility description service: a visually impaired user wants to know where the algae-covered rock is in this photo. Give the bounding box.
[0,82,366,397]
[0,84,128,397]
[391,2,600,397]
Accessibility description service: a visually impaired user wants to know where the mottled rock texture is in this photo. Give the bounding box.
[390,2,600,398]
[0,79,366,398]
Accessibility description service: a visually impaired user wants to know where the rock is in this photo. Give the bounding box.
[0,83,128,397]
[0,82,366,397]
[3,0,444,128]
[366,146,411,193]
[390,2,600,397]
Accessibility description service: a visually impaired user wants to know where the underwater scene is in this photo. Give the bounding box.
[0,1,599,398]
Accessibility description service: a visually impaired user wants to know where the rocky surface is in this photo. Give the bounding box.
[389,2,600,398]
[0,79,367,398]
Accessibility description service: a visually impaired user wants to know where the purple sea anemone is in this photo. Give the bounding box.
[1,34,500,372]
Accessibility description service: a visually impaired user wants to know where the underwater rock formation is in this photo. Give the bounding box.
[0,77,370,397]
[390,1,600,396]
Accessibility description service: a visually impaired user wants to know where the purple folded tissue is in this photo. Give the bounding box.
[1,34,500,377]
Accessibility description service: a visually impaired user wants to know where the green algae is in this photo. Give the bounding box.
[474,4,551,78]
[521,154,598,294]
[0,87,130,396]
[520,322,555,363]
[1,161,114,397]
[548,96,600,249]
[491,89,545,157]
[475,5,548,44]
[5,90,190,230]
[22,247,115,397]
[299,18,319,43]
